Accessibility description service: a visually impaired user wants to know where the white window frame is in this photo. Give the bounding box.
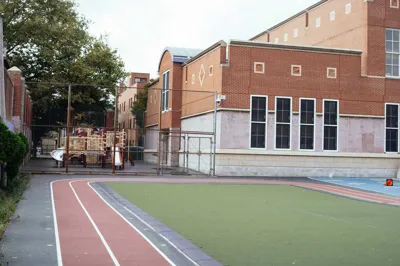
[330,11,336,21]
[299,98,316,151]
[322,99,339,152]
[291,65,302,76]
[191,74,195,84]
[274,96,292,150]
[294,28,299,38]
[327,67,337,79]
[284,33,288,42]
[254,62,265,74]
[390,0,399,8]
[384,103,400,153]
[249,95,268,150]
[274,37,279,44]
[316,17,321,28]
[209,65,213,76]
[161,70,170,112]
[345,3,351,14]
[386,28,400,78]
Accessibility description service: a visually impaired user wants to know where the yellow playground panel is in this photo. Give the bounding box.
[53,129,127,169]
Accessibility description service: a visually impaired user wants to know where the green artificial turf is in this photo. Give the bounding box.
[106,182,400,266]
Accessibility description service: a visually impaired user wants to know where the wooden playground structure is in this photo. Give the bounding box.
[52,126,131,169]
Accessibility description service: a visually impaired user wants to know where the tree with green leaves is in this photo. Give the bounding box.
[130,82,154,147]
[131,83,150,129]
[0,0,127,144]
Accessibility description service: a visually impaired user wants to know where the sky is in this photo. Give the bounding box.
[75,0,318,78]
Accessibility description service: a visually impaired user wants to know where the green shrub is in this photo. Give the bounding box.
[0,122,29,181]
[5,134,27,180]
[0,123,17,164]
[17,133,29,156]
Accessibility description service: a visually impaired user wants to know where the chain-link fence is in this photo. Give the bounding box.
[22,83,218,176]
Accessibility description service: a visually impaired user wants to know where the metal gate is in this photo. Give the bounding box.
[158,131,214,176]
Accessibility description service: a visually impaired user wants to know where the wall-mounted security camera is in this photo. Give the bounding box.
[216,94,226,104]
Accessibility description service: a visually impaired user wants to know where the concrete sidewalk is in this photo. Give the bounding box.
[0,176,58,266]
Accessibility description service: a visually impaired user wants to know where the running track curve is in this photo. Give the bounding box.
[51,177,400,266]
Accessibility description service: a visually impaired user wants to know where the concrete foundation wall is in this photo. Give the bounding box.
[144,151,158,165]
[179,152,212,175]
[215,151,400,178]
[144,111,393,176]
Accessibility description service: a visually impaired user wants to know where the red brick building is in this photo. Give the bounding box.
[1,65,33,141]
[145,0,400,177]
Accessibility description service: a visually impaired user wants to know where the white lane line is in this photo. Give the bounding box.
[50,181,63,266]
[69,181,120,266]
[294,208,377,228]
[123,206,199,266]
[88,182,177,266]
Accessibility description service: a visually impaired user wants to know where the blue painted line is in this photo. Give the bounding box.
[309,177,400,197]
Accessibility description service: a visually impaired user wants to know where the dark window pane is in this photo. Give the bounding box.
[165,90,169,110]
[394,42,400,53]
[251,123,266,148]
[166,72,170,90]
[300,125,314,150]
[386,29,393,41]
[301,100,315,124]
[386,54,393,65]
[276,124,290,149]
[324,126,337,151]
[387,41,393,53]
[324,101,338,125]
[394,30,400,42]
[166,72,169,109]
[386,129,398,152]
[277,98,291,123]
[386,65,393,76]
[394,66,399,77]
[251,97,266,122]
[386,105,398,128]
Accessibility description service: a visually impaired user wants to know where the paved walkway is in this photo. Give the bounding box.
[309,177,400,197]
[1,175,400,266]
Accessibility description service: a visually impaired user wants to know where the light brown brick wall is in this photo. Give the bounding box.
[182,47,224,117]
[146,81,160,127]
[171,63,183,128]
[157,51,182,129]
[253,0,400,77]
[256,0,367,47]
[254,0,368,73]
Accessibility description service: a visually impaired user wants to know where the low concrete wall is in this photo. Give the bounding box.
[144,150,158,165]
[215,150,400,177]
[179,150,212,175]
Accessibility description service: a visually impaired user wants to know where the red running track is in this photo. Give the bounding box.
[52,179,172,266]
[51,177,400,266]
